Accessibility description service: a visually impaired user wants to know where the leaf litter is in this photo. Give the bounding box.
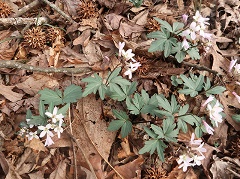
[0,0,239,178]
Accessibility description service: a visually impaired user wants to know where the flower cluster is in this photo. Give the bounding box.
[118,42,141,79]
[19,107,64,146]
[201,95,224,134]
[177,133,206,172]
[181,11,212,51]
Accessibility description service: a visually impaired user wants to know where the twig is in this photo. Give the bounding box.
[0,17,48,26]
[182,61,218,75]
[40,0,75,23]
[0,60,91,74]
[67,133,98,179]
[74,110,125,179]
[13,0,41,18]
[226,168,240,178]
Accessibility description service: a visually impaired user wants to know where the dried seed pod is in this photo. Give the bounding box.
[146,18,161,32]
[47,27,64,44]
[77,1,98,19]
[23,26,46,49]
[0,1,12,18]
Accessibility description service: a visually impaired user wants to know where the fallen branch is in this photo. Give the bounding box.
[182,61,218,75]
[0,17,48,26]
[40,0,75,24]
[13,0,41,18]
[0,60,91,74]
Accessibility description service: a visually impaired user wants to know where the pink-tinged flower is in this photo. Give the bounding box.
[26,131,39,141]
[202,95,214,107]
[189,133,202,146]
[121,49,135,61]
[192,155,205,166]
[177,154,193,172]
[45,107,64,125]
[124,62,141,79]
[202,32,212,41]
[193,11,209,27]
[118,42,125,57]
[202,120,214,135]
[232,92,240,103]
[189,22,200,40]
[236,81,240,86]
[182,38,190,50]
[45,134,54,146]
[234,64,240,74]
[182,14,188,24]
[207,101,223,127]
[54,126,63,138]
[229,59,237,72]
[192,142,207,156]
[38,124,54,138]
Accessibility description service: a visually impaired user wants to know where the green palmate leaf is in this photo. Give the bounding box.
[187,47,200,60]
[177,120,188,133]
[82,73,106,100]
[163,40,172,57]
[148,39,166,52]
[139,139,158,155]
[172,22,184,33]
[126,81,137,96]
[170,95,179,113]
[29,115,47,126]
[58,103,70,115]
[204,77,211,91]
[147,31,166,39]
[126,97,140,115]
[26,109,32,119]
[153,17,172,32]
[195,126,203,138]
[129,0,143,7]
[232,114,240,122]
[178,88,198,97]
[39,100,45,118]
[112,109,128,121]
[162,119,178,143]
[39,88,63,105]
[206,86,226,96]
[144,126,157,139]
[195,75,204,91]
[156,95,171,112]
[108,110,132,138]
[141,90,150,104]
[151,124,164,138]
[175,51,186,63]
[121,120,132,138]
[156,140,167,162]
[132,93,145,111]
[107,67,121,83]
[180,74,195,89]
[63,84,82,103]
[108,120,125,131]
[178,104,189,116]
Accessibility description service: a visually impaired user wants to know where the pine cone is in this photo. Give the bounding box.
[23,27,46,49]
[0,1,12,18]
[47,27,64,44]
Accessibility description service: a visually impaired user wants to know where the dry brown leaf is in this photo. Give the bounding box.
[0,84,24,102]
[28,170,45,179]
[108,156,144,179]
[24,138,47,152]
[219,93,240,131]
[0,151,9,175]
[104,13,123,30]
[166,166,198,179]
[73,29,91,46]
[119,21,145,38]
[16,74,59,96]
[77,94,116,160]
[177,0,184,10]
[131,10,149,26]
[5,160,21,179]
[97,0,116,8]
[83,40,102,65]
[15,148,37,175]
[152,4,173,15]
[49,159,67,179]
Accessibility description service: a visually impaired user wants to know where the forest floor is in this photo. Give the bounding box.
[0,0,240,178]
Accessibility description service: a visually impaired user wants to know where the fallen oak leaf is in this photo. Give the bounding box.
[0,84,24,102]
